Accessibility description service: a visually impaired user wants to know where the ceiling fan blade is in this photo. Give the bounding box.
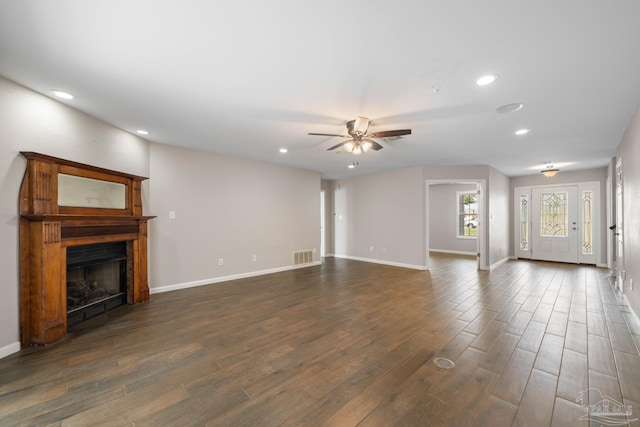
[368,129,412,138]
[327,140,353,151]
[363,139,384,151]
[308,132,349,137]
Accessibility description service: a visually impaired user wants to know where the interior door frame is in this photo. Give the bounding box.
[615,158,625,292]
[426,179,487,270]
[514,181,601,265]
[320,190,326,258]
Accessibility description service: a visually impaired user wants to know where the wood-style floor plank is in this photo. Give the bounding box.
[1,255,640,426]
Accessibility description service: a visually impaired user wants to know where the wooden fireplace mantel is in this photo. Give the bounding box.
[19,152,155,346]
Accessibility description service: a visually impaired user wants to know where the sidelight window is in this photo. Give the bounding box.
[582,190,593,255]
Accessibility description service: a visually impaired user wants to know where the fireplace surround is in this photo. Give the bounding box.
[19,152,155,346]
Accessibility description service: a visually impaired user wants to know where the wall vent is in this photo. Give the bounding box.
[293,250,314,265]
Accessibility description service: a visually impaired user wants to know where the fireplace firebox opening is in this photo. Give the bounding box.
[66,242,128,326]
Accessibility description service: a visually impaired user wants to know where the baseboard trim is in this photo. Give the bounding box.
[150,261,322,295]
[490,256,513,271]
[0,341,21,360]
[429,249,477,256]
[332,254,427,271]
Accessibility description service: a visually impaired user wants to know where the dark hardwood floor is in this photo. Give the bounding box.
[2,254,640,426]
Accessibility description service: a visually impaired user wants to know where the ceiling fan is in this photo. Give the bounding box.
[308,116,411,155]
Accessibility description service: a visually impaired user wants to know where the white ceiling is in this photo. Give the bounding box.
[1,1,640,179]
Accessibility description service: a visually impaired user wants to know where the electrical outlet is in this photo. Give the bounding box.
[631,278,634,291]
[370,246,374,252]
[169,211,176,220]
[252,255,256,262]
[218,258,224,266]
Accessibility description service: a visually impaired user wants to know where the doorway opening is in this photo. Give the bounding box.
[426,179,487,271]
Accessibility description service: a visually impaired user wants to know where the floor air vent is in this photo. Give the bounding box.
[293,250,314,265]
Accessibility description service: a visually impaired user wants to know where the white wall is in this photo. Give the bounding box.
[333,167,425,268]
[617,103,640,315]
[429,183,477,254]
[0,76,149,357]
[148,143,321,290]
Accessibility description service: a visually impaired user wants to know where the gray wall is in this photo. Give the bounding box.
[429,183,478,254]
[330,164,513,270]
[617,103,640,316]
[333,167,425,268]
[0,76,150,356]
[148,143,321,289]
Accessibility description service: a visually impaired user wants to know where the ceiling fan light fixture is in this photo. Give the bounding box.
[541,168,559,178]
[344,142,354,153]
[352,145,362,155]
[362,141,372,152]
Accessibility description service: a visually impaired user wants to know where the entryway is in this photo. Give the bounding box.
[514,182,600,264]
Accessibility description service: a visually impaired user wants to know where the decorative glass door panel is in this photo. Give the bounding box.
[531,186,578,263]
[539,192,569,237]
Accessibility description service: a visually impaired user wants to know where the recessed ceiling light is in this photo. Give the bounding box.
[496,103,523,114]
[51,90,74,100]
[515,129,530,135]
[136,130,149,135]
[476,74,498,86]
[279,148,288,153]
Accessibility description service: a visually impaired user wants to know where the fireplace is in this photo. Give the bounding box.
[19,152,155,346]
[66,242,127,326]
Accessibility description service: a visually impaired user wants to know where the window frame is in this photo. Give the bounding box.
[456,191,478,239]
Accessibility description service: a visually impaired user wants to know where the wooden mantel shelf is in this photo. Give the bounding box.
[19,152,155,346]
[21,214,156,221]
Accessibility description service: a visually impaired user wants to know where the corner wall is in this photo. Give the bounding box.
[333,167,425,268]
[148,143,321,290]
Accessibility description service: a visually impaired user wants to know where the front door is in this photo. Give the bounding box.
[531,186,579,263]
